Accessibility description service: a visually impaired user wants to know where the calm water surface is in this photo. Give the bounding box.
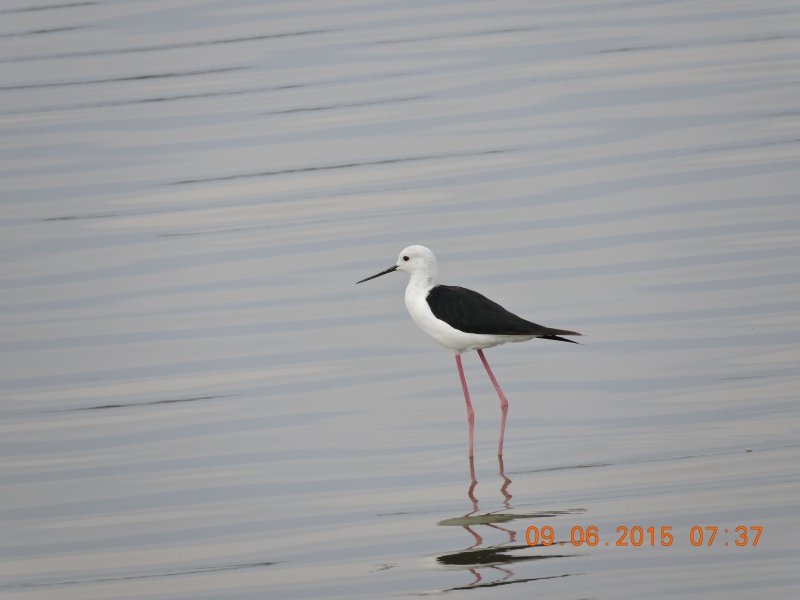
[1,1,799,598]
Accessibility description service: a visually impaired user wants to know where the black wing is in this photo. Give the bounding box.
[426,285,581,342]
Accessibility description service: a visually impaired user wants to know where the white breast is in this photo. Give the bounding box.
[404,282,533,354]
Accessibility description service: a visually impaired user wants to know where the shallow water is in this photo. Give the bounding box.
[1,1,799,598]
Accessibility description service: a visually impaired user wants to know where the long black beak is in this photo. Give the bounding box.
[356,264,398,284]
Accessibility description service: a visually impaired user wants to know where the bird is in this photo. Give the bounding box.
[357,245,581,458]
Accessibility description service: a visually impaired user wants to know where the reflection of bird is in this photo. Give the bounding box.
[435,457,580,589]
[357,245,581,457]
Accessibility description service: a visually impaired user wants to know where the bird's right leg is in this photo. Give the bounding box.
[477,349,508,456]
[455,354,475,459]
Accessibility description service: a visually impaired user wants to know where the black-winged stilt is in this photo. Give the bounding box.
[357,245,581,458]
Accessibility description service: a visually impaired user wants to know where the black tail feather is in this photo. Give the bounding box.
[540,334,581,344]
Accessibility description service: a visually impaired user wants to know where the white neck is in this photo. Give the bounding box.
[407,264,437,290]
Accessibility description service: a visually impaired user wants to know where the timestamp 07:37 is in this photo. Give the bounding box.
[525,525,763,548]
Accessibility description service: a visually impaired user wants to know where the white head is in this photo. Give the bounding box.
[356,245,438,286]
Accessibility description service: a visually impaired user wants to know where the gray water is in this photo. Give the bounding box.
[1,1,799,598]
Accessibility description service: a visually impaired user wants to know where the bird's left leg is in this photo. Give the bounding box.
[477,349,509,456]
[455,354,475,459]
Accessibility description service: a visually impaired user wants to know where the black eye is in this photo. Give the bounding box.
[403,256,410,261]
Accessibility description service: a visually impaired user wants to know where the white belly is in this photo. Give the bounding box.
[404,284,534,353]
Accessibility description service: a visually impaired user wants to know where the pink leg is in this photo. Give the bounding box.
[477,349,509,456]
[455,354,475,458]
